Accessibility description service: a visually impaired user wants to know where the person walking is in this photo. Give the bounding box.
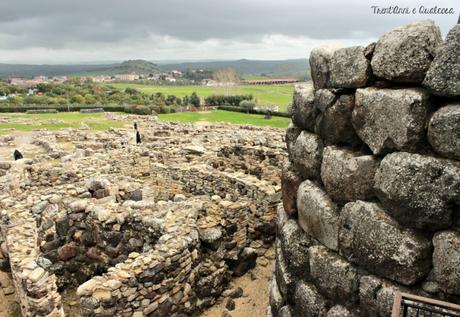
[136,130,142,145]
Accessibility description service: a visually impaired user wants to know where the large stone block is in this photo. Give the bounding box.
[309,245,358,303]
[374,152,460,230]
[289,131,323,179]
[353,87,430,155]
[310,46,337,89]
[330,46,370,88]
[326,305,357,317]
[275,240,295,300]
[269,276,285,317]
[286,122,302,154]
[428,105,460,160]
[278,305,294,317]
[359,275,404,317]
[371,20,442,83]
[276,203,289,235]
[432,231,460,295]
[339,201,432,285]
[315,95,361,147]
[281,160,302,217]
[297,180,339,251]
[321,146,378,204]
[291,83,317,132]
[279,219,312,279]
[314,89,337,113]
[294,281,328,317]
[423,24,460,97]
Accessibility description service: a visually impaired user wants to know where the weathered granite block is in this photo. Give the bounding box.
[423,24,460,97]
[281,160,302,217]
[278,219,312,280]
[275,240,295,301]
[310,46,338,89]
[359,275,405,317]
[371,20,442,83]
[321,146,379,204]
[289,131,323,179]
[315,95,361,147]
[428,105,460,161]
[374,152,460,230]
[432,231,460,295]
[269,276,285,317]
[339,201,432,285]
[309,245,359,303]
[326,305,357,317]
[294,281,328,317]
[297,180,339,251]
[291,83,317,132]
[330,46,370,88]
[353,87,430,155]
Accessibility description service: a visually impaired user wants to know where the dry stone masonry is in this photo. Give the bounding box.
[0,117,285,316]
[271,20,460,317]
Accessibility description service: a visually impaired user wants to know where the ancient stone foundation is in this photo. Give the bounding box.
[270,20,460,317]
[0,120,284,316]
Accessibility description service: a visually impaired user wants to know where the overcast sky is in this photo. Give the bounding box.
[0,0,457,64]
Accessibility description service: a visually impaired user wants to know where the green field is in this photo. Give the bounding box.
[107,83,294,111]
[159,110,290,128]
[0,112,127,134]
[0,110,289,135]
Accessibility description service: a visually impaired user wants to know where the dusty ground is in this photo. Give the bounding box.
[200,248,275,317]
[0,271,20,317]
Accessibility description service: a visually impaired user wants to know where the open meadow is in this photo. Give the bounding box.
[0,110,289,135]
[107,83,295,111]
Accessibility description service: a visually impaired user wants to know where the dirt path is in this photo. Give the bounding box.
[0,271,20,317]
[200,249,275,317]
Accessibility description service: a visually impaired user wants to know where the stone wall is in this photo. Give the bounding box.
[270,20,460,317]
[0,119,284,316]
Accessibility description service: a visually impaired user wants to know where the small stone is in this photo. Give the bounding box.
[225,298,236,311]
[77,279,98,297]
[229,287,243,299]
[28,267,45,283]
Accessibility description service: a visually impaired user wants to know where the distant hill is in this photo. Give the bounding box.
[160,59,310,79]
[92,60,161,76]
[0,58,309,79]
[0,60,161,79]
[0,63,117,79]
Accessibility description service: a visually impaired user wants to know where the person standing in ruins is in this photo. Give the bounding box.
[120,135,127,148]
[136,130,142,145]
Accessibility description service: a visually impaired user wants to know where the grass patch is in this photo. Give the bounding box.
[107,83,294,111]
[159,110,290,128]
[0,112,126,133]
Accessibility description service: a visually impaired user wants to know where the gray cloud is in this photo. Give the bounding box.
[0,0,457,63]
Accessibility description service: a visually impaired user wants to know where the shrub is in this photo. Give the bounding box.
[239,100,256,110]
[123,105,152,115]
[205,94,253,107]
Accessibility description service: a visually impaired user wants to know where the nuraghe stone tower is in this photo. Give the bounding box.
[270,20,460,317]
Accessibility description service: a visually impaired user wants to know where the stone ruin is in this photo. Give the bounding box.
[0,119,285,316]
[270,20,460,316]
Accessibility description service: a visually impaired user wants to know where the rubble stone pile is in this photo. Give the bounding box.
[270,20,460,317]
[0,119,285,316]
